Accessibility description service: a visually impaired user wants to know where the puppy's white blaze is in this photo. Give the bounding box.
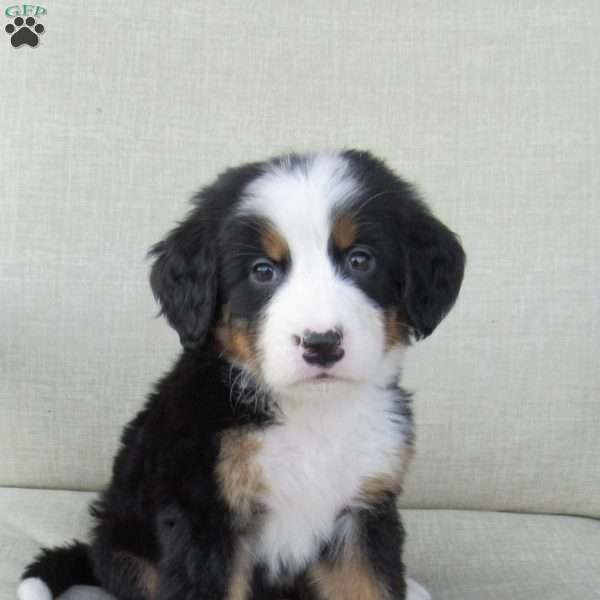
[242,152,391,389]
[405,577,432,600]
[260,264,385,388]
[255,384,408,578]
[17,578,52,600]
[242,152,360,248]
[240,152,410,578]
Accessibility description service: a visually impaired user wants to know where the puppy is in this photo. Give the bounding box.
[19,150,464,600]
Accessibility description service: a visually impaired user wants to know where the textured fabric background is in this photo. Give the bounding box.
[1,1,599,517]
[1,489,599,600]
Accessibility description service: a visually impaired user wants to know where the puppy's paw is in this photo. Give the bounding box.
[60,585,117,599]
[17,578,52,600]
[405,577,432,600]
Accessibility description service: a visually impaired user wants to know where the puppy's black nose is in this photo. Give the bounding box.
[301,329,344,367]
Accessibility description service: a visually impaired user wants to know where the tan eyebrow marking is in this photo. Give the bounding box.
[331,212,358,251]
[259,222,289,263]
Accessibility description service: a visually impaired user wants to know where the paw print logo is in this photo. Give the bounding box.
[5,16,45,48]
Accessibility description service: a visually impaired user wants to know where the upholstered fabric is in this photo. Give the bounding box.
[0,489,599,600]
[1,9,599,600]
[1,0,598,518]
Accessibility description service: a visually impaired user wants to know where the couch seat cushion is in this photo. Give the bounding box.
[1,488,598,600]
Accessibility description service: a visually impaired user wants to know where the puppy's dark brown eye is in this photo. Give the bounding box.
[251,260,279,284]
[346,248,375,274]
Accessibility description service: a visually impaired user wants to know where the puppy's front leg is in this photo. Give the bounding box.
[310,496,407,600]
[155,504,250,600]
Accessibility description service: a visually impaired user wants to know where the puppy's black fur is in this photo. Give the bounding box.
[21,150,465,600]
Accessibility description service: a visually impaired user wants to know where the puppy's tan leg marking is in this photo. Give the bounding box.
[113,551,159,600]
[218,431,267,600]
[225,538,253,600]
[311,548,389,600]
[216,428,267,527]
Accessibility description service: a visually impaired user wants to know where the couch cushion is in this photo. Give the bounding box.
[1,488,598,600]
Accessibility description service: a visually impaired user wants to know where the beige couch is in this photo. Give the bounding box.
[1,2,599,599]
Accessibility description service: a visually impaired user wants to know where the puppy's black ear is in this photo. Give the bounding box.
[403,211,465,340]
[148,161,265,349]
[149,208,218,349]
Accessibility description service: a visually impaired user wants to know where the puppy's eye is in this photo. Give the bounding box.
[250,260,280,284]
[346,248,375,274]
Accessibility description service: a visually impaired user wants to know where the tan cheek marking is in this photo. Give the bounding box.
[225,538,252,600]
[384,309,410,349]
[311,550,388,600]
[214,306,258,366]
[230,329,255,363]
[217,428,268,528]
[356,446,414,505]
[260,223,288,263]
[331,213,357,251]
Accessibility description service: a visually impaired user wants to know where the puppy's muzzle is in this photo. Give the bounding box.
[300,329,344,368]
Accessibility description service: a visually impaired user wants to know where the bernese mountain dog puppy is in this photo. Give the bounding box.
[19,150,465,600]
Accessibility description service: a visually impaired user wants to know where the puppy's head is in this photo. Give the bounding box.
[150,151,465,393]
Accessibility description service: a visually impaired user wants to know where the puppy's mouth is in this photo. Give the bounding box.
[298,372,349,385]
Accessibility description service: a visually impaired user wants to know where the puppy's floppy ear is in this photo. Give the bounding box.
[149,207,218,350]
[148,161,265,349]
[402,210,465,340]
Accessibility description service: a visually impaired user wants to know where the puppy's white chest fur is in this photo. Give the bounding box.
[254,384,407,577]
